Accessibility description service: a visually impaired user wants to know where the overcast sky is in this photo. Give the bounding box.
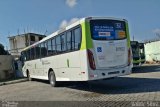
[0,0,160,49]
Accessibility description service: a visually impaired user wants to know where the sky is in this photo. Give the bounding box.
[0,0,160,49]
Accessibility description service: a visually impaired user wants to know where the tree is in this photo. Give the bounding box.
[0,43,8,55]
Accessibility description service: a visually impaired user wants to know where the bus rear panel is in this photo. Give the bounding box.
[83,18,132,80]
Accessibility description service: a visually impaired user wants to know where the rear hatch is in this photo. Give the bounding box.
[90,19,128,68]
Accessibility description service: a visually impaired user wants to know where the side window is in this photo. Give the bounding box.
[61,34,67,52]
[41,42,47,57]
[35,45,40,58]
[26,49,31,60]
[66,31,72,51]
[47,39,52,56]
[30,36,35,41]
[72,31,75,50]
[73,27,81,50]
[52,38,56,54]
[39,37,43,41]
[56,36,61,53]
[21,51,27,61]
[30,47,35,60]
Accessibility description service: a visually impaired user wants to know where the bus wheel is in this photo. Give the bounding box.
[49,71,57,87]
[26,70,32,81]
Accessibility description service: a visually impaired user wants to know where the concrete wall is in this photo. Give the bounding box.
[144,41,160,62]
[9,33,45,57]
[9,36,26,56]
[0,55,14,80]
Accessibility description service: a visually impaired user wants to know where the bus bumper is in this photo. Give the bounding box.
[87,65,132,81]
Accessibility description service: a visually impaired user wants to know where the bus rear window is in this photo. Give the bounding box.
[90,20,126,40]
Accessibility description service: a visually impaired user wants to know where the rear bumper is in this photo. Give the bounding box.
[86,65,132,81]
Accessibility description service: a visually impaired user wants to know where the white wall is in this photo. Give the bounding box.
[144,41,160,62]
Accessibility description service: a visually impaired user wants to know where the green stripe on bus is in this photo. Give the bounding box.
[141,59,145,62]
[80,21,93,50]
[133,59,141,63]
[125,22,131,48]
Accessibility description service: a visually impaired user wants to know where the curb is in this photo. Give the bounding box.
[0,78,28,86]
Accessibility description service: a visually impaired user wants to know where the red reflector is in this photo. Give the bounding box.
[128,48,131,65]
[87,49,96,70]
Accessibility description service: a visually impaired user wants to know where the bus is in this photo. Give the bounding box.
[139,43,145,64]
[21,17,132,87]
[131,41,145,67]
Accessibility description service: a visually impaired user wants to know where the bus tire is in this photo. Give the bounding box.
[26,70,32,81]
[49,71,57,87]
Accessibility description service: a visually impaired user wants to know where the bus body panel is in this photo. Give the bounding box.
[92,39,128,68]
[87,65,132,81]
[23,50,85,81]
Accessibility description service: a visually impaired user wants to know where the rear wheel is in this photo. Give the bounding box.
[49,71,57,87]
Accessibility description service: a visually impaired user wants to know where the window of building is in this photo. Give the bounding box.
[30,36,35,41]
[39,37,43,41]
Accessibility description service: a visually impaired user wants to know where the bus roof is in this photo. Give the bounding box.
[22,17,127,51]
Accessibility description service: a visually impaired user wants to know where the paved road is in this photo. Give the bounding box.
[0,64,160,106]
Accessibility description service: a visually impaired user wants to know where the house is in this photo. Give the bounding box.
[8,33,46,58]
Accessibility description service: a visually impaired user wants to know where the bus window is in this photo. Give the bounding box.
[72,31,75,50]
[73,27,81,50]
[66,31,72,51]
[26,49,30,60]
[47,39,53,56]
[41,42,47,57]
[30,47,35,60]
[61,34,67,52]
[56,36,61,53]
[52,38,56,54]
[35,45,41,58]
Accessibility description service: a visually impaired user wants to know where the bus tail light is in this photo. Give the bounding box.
[87,49,96,70]
[128,48,131,66]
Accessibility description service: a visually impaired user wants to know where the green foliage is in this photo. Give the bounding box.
[0,43,8,55]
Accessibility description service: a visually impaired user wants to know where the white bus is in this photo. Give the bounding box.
[21,17,132,87]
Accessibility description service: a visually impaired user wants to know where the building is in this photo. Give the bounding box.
[144,40,160,62]
[8,33,46,58]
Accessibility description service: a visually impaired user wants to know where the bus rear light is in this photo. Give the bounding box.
[87,49,96,70]
[128,48,131,66]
